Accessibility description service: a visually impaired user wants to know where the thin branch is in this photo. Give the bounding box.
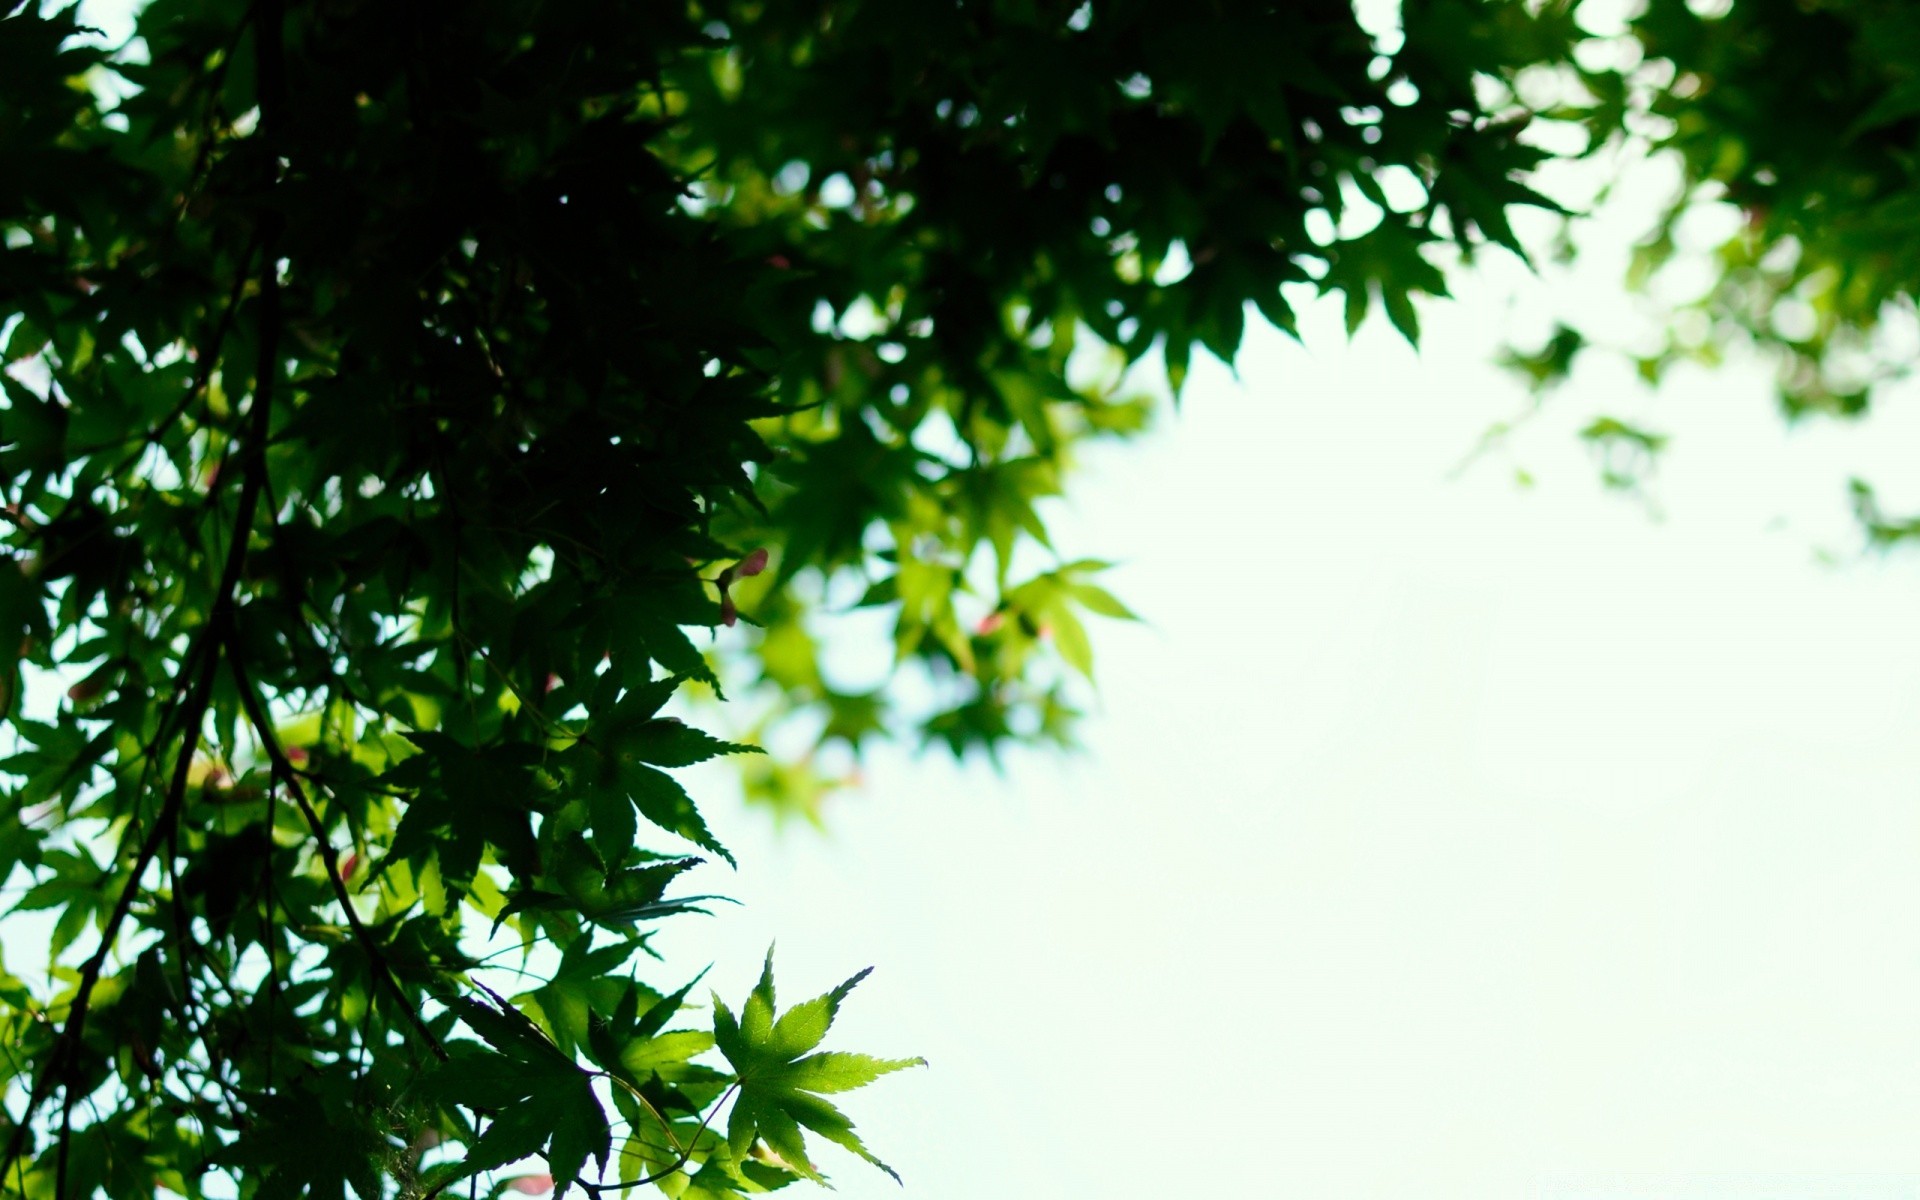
[224,635,449,1064]
[0,281,276,1187]
[53,1072,76,1200]
[210,91,448,1048]
[597,1070,685,1160]
[450,625,574,741]
[417,1082,740,1200]
[262,826,283,1092]
[0,0,290,1174]
[578,1082,739,1195]
[93,235,259,477]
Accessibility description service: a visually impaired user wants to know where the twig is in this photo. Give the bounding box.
[417,1082,740,1200]
[449,626,574,741]
[53,1073,77,1200]
[596,1071,685,1160]
[0,269,276,1188]
[578,1082,739,1194]
[0,0,291,1177]
[225,635,449,1064]
[261,830,283,1091]
[213,0,447,1045]
[94,236,260,478]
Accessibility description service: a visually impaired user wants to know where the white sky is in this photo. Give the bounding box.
[27,2,1920,1195]
[661,175,1920,1198]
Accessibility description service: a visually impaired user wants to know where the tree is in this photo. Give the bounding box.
[1494,0,1920,495]
[2,0,1916,1196]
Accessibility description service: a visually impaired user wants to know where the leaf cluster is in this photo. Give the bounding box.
[0,0,1632,1194]
[1494,0,1920,513]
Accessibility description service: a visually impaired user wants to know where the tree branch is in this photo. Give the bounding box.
[416,1082,740,1200]
[224,635,449,1063]
[1,251,279,1191]
[0,1,291,1177]
[577,1082,739,1195]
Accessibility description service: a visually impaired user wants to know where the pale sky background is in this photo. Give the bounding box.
[660,156,1920,1200]
[27,2,1920,1197]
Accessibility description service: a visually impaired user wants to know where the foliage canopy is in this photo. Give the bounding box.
[3,0,1918,1195]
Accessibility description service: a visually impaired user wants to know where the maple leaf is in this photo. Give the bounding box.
[712,951,924,1184]
[424,987,611,1198]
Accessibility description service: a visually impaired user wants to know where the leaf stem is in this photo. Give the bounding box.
[594,1070,686,1160]
[578,1081,740,1195]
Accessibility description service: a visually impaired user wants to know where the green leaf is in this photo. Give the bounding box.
[545,1073,613,1195]
[624,719,762,768]
[712,950,922,1183]
[434,989,611,1194]
[453,985,575,1066]
[636,966,711,1040]
[621,1029,718,1076]
[222,1086,388,1200]
[619,765,736,866]
[460,1098,555,1179]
